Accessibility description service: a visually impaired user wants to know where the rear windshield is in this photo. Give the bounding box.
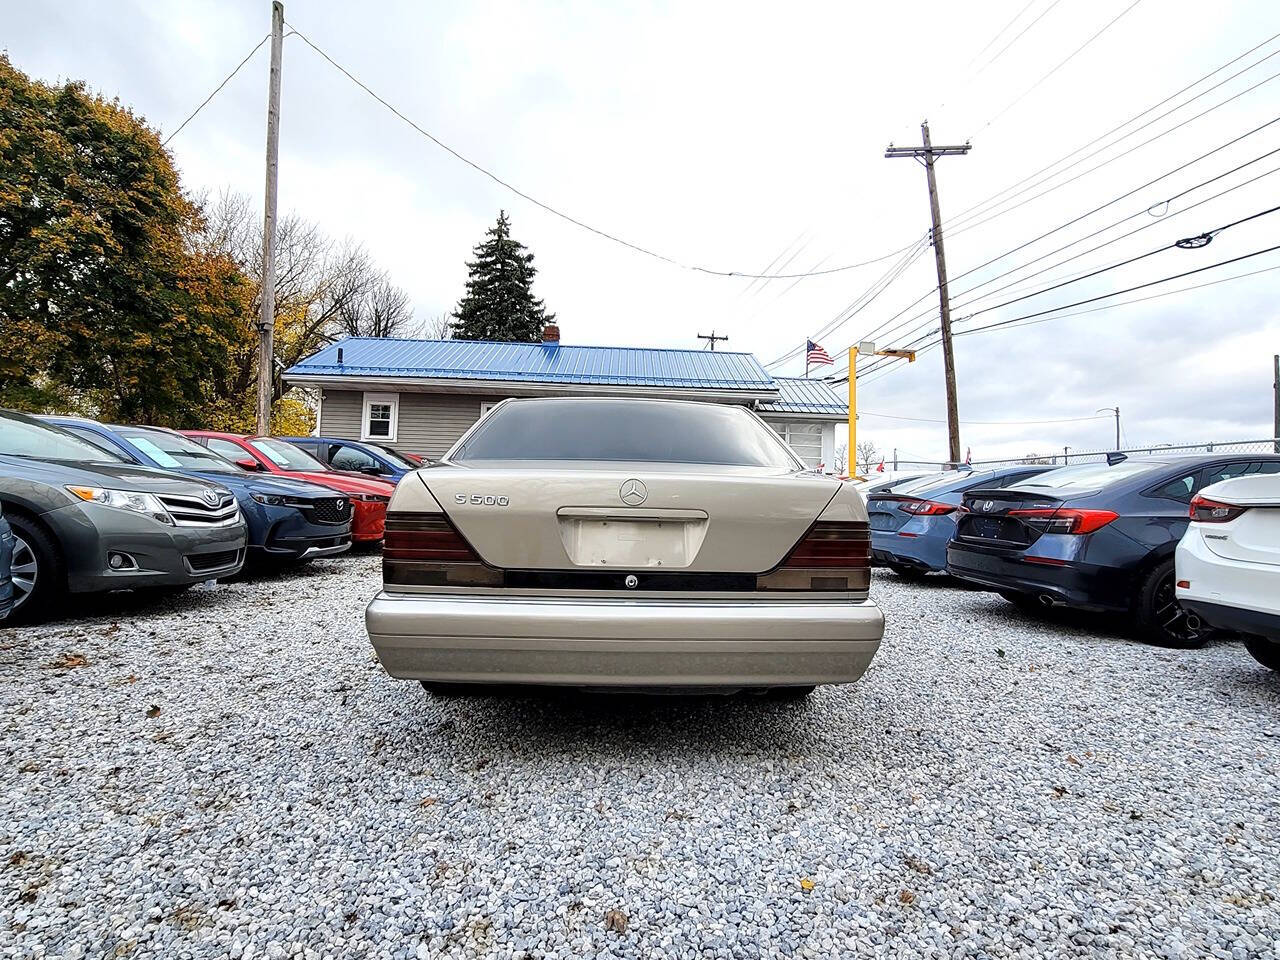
[1015,461,1160,490]
[451,399,803,468]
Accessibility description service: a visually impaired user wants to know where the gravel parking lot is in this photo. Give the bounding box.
[2,557,1278,960]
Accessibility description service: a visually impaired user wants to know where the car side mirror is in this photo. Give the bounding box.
[235,457,262,471]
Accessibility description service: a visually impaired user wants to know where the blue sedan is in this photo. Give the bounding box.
[43,418,354,562]
[946,453,1280,647]
[279,436,420,482]
[868,464,1054,577]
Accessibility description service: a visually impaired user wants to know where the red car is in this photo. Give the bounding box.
[182,432,396,543]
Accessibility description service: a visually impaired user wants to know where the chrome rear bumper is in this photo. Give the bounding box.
[366,591,883,688]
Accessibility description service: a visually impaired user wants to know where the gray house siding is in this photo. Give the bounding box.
[320,389,484,459]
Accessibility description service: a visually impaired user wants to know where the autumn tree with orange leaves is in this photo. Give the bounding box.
[0,55,244,425]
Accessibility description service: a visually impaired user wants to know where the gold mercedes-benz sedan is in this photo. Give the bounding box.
[365,397,884,696]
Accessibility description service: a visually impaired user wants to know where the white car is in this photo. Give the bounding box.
[1175,473,1280,670]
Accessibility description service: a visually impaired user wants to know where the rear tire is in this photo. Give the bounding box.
[1134,558,1205,649]
[1244,637,1280,671]
[4,515,64,626]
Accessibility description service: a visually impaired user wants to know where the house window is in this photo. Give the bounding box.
[479,400,507,420]
[362,392,399,442]
[770,422,824,469]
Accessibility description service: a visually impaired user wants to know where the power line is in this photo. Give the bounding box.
[968,0,1064,82]
[970,0,1145,136]
[285,20,916,281]
[836,120,1280,364]
[954,240,1280,338]
[162,33,271,146]
[949,68,1280,243]
[962,0,1041,72]
[955,261,1280,338]
[765,235,931,369]
[946,30,1280,228]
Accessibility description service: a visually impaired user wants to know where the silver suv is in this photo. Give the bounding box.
[0,410,247,624]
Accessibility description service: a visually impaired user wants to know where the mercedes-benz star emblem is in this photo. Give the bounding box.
[619,479,647,506]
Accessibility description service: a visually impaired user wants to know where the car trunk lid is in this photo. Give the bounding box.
[417,465,840,573]
[1196,476,1280,566]
[955,488,1067,549]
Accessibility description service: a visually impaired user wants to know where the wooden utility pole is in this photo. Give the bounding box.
[886,123,970,466]
[697,330,729,351]
[256,1,285,436]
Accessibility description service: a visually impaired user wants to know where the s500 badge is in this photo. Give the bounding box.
[455,494,509,506]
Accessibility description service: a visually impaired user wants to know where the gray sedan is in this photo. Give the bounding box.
[0,410,248,624]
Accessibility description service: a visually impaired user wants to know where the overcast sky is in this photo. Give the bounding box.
[7,0,1280,463]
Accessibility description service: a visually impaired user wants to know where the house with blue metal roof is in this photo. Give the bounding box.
[284,326,848,469]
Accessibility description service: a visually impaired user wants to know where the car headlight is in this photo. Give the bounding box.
[353,494,391,503]
[252,493,313,507]
[66,486,173,525]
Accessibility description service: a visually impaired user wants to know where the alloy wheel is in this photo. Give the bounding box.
[9,533,37,612]
[1152,571,1201,647]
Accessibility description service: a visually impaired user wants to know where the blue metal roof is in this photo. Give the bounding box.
[286,337,776,391]
[757,377,847,416]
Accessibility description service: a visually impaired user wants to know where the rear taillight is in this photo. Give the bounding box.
[383,515,477,561]
[899,499,956,516]
[782,521,872,567]
[1008,507,1118,535]
[1189,495,1248,523]
[758,520,871,592]
[382,513,502,586]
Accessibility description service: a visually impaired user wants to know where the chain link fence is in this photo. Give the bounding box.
[875,438,1280,473]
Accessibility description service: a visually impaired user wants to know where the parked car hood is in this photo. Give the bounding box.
[0,455,230,496]
[275,469,396,496]
[185,469,339,499]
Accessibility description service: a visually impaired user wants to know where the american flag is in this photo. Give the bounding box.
[805,339,833,366]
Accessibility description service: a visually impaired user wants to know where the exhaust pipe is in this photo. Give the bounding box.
[1185,613,1203,632]
[1038,593,1058,608]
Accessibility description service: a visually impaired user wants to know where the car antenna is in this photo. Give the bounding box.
[1106,452,1128,465]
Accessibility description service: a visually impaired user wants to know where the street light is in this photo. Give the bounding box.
[1096,407,1121,451]
[849,341,917,476]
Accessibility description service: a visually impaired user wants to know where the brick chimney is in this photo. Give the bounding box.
[542,324,560,344]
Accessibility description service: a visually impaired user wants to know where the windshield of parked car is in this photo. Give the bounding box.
[119,429,240,474]
[451,399,804,468]
[1015,461,1162,490]
[0,411,127,464]
[251,438,330,471]
[366,443,417,469]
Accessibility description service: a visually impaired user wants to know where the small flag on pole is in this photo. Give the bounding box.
[876,459,885,473]
[805,340,833,367]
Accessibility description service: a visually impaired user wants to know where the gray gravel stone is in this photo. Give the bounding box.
[1,558,1278,958]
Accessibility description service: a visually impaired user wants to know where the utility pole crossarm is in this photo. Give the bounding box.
[884,145,971,158]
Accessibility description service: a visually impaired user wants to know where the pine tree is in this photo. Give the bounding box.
[451,211,555,341]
